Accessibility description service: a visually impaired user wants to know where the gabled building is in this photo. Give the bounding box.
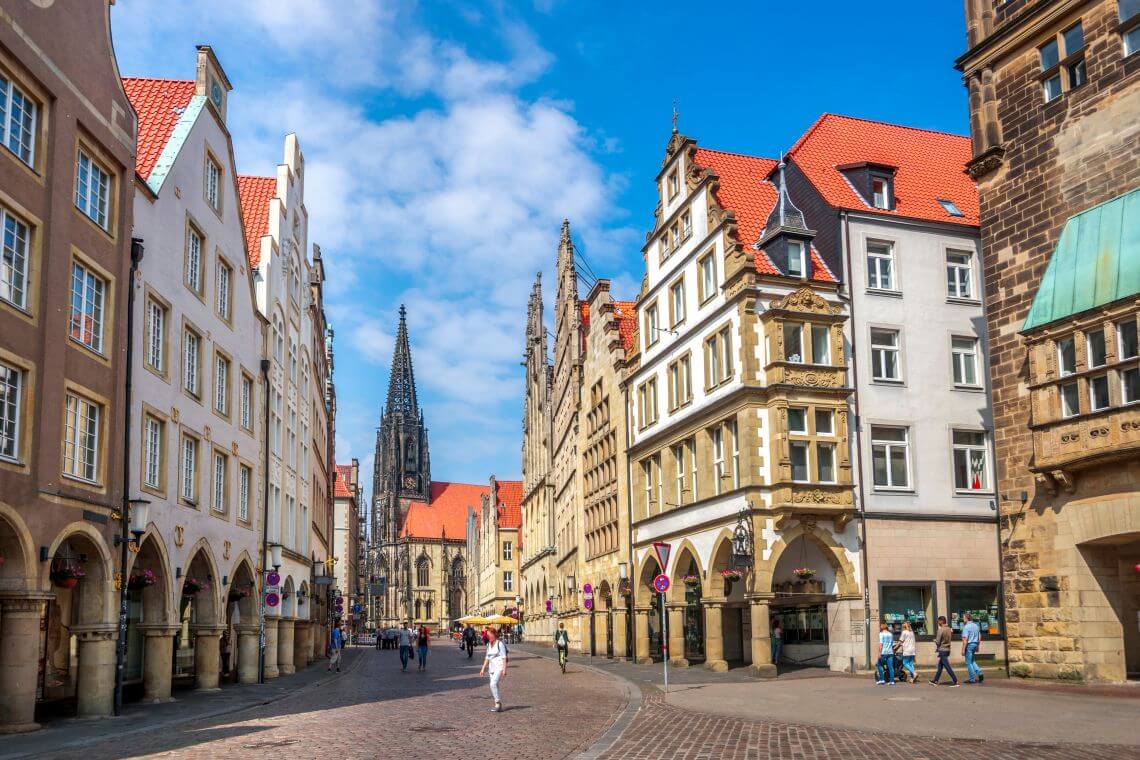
[332,460,361,634]
[473,477,523,618]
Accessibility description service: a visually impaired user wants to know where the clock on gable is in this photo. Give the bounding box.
[210,79,223,110]
[404,476,416,489]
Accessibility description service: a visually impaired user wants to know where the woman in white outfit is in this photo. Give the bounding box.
[899,621,918,684]
[479,626,508,713]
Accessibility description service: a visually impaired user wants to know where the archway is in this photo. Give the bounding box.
[1079,533,1140,680]
[0,506,35,592]
[176,544,221,688]
[637,555,663,660]
[669,546,705,662]
[0,507,41,730]
[226,557,258,684]
[126,530,173,701]
[596,580,613,657]
[708,532,748,665]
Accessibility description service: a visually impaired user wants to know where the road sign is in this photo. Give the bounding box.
[583,582,594,610]
[353,603,362,614]
[652,573,670,594]
[652,541,672,573]
[265,592,280,608]
[267,571,281,586]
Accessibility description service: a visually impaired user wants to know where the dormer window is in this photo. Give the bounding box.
[668,170,680,199]
[938,198,964,217]
[871,175,892,209]
[787,240,806,278]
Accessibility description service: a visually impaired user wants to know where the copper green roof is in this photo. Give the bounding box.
[1022,187,1140,332]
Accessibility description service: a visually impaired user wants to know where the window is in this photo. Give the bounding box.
[645,303,660,346]
[946,250,974,299]
[688,437,698,501]
[63,392,101,483]
[1124,0,1140,56]
[288,407,297,468]
[145,298,166,372]
[212,451,227,513]
[205,155,222,211]
[669,280,685,326]
[637,378,658,428]
[952,336,980,387]
[871,328,901,381]
[947,583,1003,637]
[699,253,716,303]
[866,242,894,291]
[240,374,253,429]
[668,355,691,410]
[214,353,230,415]
[667,170,679,199]
[712,425,725,494]
[75,150,110,229]
[952,430,990,492]
[0,360,22,461]
[1039,22,1085,102]
[937,198,964,217]
[787,407,807,434]
[69,262,105,353]
[215,259,232,320]
[880,583,936,638]
[871,174,891,209]
[180,435,198,502]
[1060,381,1080,417]
[289,340,298,382]
[815,409,834,436]
[729,419,740,489]
[238,465,250,521]
[784,323,804,363]
[1122,365,1139,404]
[503,571,514,593]
[816,443,836,483]
[271,389,282,454]
[871,426,910,489]
[789,441,809,482]
[185,226,203,294]
[0,73,38,165]
[787,240,805,278]
[272,316,284,363]
[1087,329,1107,368]
[811,325,831,364]
[1119,319,1139,359]
[1057,337,1076,376]
[143,415,163,489]
[1,205,31,309]
[183,328,201,397]
[682,211,692,239]
[1089,374,1110,411]
[719,327,733,380]
[417,559,430,587]
[502,541,513,561]
[673,442,687,504]
[705,328,733,385]
[286,495,296,548]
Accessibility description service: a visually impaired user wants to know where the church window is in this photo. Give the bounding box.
[416,557,430,587]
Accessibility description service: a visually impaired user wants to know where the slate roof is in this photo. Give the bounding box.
[122,77,196,181]
[399,481,490,540]
[237,175,276,269]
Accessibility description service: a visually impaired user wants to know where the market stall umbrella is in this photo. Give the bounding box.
[485,615,517,625]
[461,615,492,625]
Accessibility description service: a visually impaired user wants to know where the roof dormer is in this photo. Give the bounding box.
[837,161,898,210]
[195,45,232,123]
[758,156,817,280]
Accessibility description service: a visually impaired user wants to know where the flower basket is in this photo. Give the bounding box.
[793,567,816,580]
[227,588,250,602]
[128,568,159,590]
[681,574,701,588]
[182,577,210,596]
[51,565,86,589]
[720,569,743,582]
[282,590,292,600]
[297,596,306,606]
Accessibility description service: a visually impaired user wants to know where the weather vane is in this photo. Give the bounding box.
[672,99,678,132]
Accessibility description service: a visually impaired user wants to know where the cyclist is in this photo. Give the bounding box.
[554,622,570,673]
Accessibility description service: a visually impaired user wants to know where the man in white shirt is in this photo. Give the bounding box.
[876,622,896,685]
[398,623,413,672]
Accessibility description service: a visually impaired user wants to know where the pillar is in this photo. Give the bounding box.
[612,608,628,660]
[236,625,260,684]
[0,596,49,733]
[633,608,651,663]
[73,624,117,718]
[264,617,280,679]
[702,601,728,672]
[312,622,324,660]
[193,626,223,690]
[666,604,688,667]
[138,625,177,702]
[293,621,309,669]
[277,618,296,675]
[748,599,776,678]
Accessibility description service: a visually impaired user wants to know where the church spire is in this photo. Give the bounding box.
[386,304,418,416]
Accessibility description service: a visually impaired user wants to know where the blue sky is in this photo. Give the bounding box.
[111,1,970,502]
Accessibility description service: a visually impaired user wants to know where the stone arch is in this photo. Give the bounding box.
[596,579,612,612]
[759,522,858,599]
[281,575,296,617]
[130,528,174,625]
[45,522,115,624]
[669,540,704,603]
[0,501,37,592]
[226,554,258,625]
[1067,498,1140,548]
[706,528,741,600]
[181,541,222,626]
[297,580,310,621]
[636,552,659,596]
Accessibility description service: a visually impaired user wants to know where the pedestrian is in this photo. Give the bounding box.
[479,626,508,713]
[328,623,344,673]
[961,613,984,684]
[417,625,430,671]
[398,622,413,671]
[375,629,382,651]
[875,622,896,684]
[481,627,490,645]
[463,624,477,659]
[899,621,917,684]
[929,615,960,687]
[770,619,783,668]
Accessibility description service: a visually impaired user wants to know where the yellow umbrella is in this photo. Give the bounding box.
[485,615,517,625]
[462,615,492,625]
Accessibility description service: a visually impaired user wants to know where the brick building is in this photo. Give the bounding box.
[957,0,1140,681]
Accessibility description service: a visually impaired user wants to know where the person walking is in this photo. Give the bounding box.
[479,626,508,713]
[899,621,917,684]
[961,613,984,684]
[929,616,960,687]
[416,625,430,671]
[463,624,477,659]
[875,622,896,684]
[398,623,413,672]
[328,623,344,673]
[770,619,783,668]
[554,622,571,673]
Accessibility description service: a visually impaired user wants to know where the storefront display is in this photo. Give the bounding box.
[948,583,1003,637]
[879,583,935,637]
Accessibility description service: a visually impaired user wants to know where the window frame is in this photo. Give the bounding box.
[645,301,660,347]
[240,371,255,431]
[0,356,25,464]
[213,350,231,418]
[211,449,228,515]
[182,323,203,400]
[787,240,806,278]
[870,327,903,383]
[951,335,982,389]
[68,257,108,356]
[866,240,896,292]
[698,252,717,304]
[144,293,169,378]
[0,69,40,169]
[0,203,33,312]
[179,431,200,505]
[184,221,206,297]
[810,324,831,365]
[238,463,251,522]
[870,424,912,491]
[141,410,166,495]
[74,145,113,232]
[946,249,976,301]
[871,173,893,210]
[815,442,837,484]
[946,581,1005,640]
[951,428,992,495]
[204,150,223,214]
[61,389,103,485]
[214,255,233,323]
[783,322,805,364]
[1038,21,1087,103]
[879,581,938,641]
[668,278,686,327]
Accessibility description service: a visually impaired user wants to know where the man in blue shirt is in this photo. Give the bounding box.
[875,622,896,684]
[961,613,983,684]
[328,624,344,673]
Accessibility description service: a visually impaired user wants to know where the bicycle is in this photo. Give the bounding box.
[557,646,568,673]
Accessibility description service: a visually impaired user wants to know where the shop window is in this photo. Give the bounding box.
[773,604,828,644]
[880,583,935,638]
[947,583,1003,638]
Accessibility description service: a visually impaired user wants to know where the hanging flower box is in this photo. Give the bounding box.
[793,567,816,580]
[128,568,159,590]
[681,574,701,588]
[51,565,86,589]
[182,577,209,596]
[720,569,743,582]
[227,588,250,602]
[282,590,292,600]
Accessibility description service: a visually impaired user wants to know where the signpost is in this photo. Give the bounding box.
[583,582,594,611]
[651,540,673,694]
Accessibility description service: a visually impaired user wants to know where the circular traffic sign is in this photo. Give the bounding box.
[267,571,281,586]
[653,574,670,594]
[265,592,280,608]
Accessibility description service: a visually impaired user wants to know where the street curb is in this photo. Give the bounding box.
[515,646,643,760]
[0,651,362,760]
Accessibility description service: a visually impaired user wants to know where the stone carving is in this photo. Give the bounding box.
[1090,426,1109,438]
[224,540,231,560]
[174,525,185,547]
[231,442,239,455]
[1035,472,1057,496]
[792,489,840,505]
[785,370,840,388]
[1051,469,1075,493]
[965,145,1005,180]
[1060,432,1079,443]
[769,286,841,316]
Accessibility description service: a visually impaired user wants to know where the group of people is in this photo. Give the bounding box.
[876,612,986,686]
[387,624,432,671]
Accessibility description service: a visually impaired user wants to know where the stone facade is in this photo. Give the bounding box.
[957,0,1140,681]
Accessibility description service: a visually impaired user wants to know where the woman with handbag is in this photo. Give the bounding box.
[899,622,918,683]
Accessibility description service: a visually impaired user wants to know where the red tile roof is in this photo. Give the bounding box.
[787,113,978,226]
[399,481,489,541]
[691,148,834,283]
[237,175,275,268]
[495,480,523,529]
[613,301,637,352]
[333,464,354,499]
[122,77,196,181]
[579,300,590,330]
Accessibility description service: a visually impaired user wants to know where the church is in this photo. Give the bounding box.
[370,306,489,632]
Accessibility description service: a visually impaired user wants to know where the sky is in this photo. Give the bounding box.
[110,1,970,507]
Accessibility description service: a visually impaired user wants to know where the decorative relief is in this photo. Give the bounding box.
[769,287,840,316]
[203,425,212,442]
[231,442,239,455]
[1050,469,1075,494]
[784,370,841,388]
[172,407,180,423]
[174,525,185,547]
[1090,427,1109,439]
[1035,472,1057,496]
[792,489,841,505]
[1060,432,1079,443]
[224,540,231,560]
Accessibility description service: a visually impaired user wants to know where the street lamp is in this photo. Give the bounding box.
[268,543,283,572]
[618,562,628,580]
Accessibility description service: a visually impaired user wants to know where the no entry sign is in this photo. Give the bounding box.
[652,573,670,594]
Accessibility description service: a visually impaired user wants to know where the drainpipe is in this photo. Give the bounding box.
[622,380,635,657]
[841,213,873,673]
[113,237,145,716]
[258,358,271,683]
